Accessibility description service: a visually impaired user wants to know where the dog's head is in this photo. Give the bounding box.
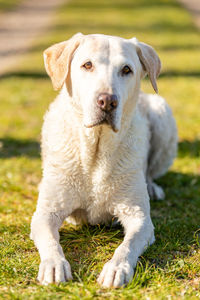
[44,33,161,132]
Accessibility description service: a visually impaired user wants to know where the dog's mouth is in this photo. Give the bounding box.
[84,113,118,132]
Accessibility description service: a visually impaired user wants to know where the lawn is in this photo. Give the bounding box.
[0,0,22,13]
[0,0,200,299]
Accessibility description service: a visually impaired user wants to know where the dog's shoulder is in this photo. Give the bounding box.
[41,91,79,160]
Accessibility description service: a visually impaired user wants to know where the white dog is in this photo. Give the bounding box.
[30,33,177,288]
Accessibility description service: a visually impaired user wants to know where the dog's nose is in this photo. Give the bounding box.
[97,93,118,112]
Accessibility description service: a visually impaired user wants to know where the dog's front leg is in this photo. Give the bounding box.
[98,200,154,288]
[31,210,72,285]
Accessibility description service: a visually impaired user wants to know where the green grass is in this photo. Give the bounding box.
[0,0,200,299]
[0,0,22,13]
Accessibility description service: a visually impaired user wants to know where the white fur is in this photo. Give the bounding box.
[30,34,177,287]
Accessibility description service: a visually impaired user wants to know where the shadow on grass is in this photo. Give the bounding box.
[59,169,200,283]
[0,137,40,158]
[0,71,47,80]
[160,71,200,78]
[178,139,200,158]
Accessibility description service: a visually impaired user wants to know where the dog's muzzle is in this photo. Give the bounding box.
[85,93,119,132]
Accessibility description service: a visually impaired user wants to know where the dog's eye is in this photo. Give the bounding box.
[121,65,132,76]
[82,61,93,70]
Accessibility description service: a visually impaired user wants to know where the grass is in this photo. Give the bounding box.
[0,0,200,299]
[0,0,22,13]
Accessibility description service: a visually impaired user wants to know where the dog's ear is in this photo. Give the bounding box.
[131,38,161,93]
[43,33,83,91]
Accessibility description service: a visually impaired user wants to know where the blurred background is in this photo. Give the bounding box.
[0,0,199,298]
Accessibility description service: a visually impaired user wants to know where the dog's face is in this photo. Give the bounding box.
[70,35,142,132]
[44,33,161,132]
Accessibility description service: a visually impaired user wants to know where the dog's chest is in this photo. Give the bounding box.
[58,132,116,219]
[65,134,140,223]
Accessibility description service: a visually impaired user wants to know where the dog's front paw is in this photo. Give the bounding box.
[97,259,134,288]
[37,257,72,285]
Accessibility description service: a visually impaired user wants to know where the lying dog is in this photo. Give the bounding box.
[30,33,177,287]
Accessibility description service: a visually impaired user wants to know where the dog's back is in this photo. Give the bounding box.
[138,92,177,199]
